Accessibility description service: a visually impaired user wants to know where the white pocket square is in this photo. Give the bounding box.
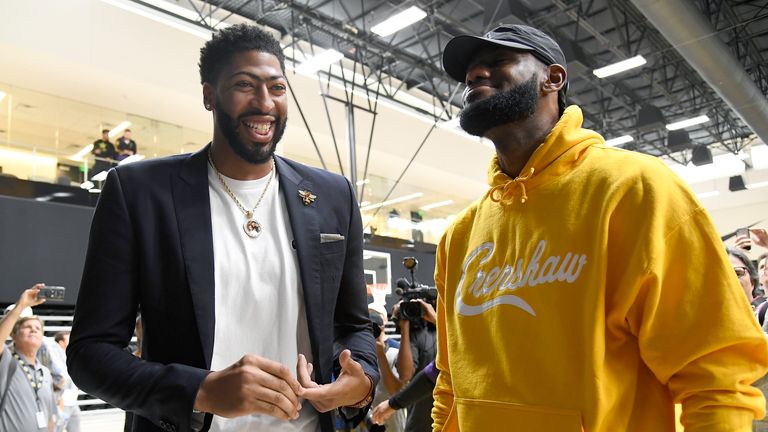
[320,233,345,243]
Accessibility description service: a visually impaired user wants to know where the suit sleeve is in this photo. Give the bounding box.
[67,169,208,432]
[333,177,379,420]
[432,233,455,432]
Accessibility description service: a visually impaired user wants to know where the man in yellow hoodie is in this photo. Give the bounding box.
[433,24,768,432]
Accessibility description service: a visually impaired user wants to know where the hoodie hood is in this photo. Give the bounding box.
[487,105,605,205]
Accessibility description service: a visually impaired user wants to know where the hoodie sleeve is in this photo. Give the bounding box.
[432,233,456,432]
[622,193,768,431]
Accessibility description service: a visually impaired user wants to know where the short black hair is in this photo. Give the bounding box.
[199,24,285,85]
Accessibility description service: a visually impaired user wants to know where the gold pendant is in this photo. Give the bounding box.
[243,218,262,238]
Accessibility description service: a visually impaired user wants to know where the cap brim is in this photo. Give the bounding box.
[442,35,536,82]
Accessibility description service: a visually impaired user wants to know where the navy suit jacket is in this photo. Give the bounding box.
[68,146,378,432]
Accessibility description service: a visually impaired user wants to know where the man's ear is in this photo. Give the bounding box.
[202,82,214,110]
[543,64,567,95]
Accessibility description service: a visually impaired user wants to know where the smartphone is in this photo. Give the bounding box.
[38,285,66,301]
[736,228,751,251]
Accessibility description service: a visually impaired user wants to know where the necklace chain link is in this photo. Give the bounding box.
[207,150,275,219]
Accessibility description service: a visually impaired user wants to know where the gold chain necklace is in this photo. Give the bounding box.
[208,150,275,238]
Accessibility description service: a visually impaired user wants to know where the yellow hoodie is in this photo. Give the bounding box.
[432,106,768,432]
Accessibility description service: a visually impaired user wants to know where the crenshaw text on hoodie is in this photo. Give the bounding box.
[455,240,588,317]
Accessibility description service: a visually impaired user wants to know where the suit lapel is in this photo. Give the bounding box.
[172,145,215,369]
[275,157,323,363]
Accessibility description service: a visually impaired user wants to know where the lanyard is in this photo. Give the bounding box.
[11,352,43,402]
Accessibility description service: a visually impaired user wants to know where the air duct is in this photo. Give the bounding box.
[629,0,768,144]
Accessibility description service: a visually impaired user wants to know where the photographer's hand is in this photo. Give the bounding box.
[417,299,437,324]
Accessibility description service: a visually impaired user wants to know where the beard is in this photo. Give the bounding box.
[215,102,287,164]
[459,75,539,137]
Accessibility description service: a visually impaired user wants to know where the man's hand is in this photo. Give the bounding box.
[193,355,302,420]
[417,299,437,324]
[371,399,396,425]
[297,350,372,412]
[19,284,46,310]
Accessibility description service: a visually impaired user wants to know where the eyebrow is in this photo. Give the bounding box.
[227,71,285,81]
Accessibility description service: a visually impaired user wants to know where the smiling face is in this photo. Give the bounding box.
[459,47,545,137]
[205,50,288,164]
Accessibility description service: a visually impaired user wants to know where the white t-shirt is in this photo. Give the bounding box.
[207,164,318,432]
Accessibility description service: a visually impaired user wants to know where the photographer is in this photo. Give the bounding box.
[392,298,436,432]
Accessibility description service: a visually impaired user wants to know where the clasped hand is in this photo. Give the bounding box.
[193,349,370,420]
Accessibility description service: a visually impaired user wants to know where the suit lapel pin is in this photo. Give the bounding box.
[298,190,316,206]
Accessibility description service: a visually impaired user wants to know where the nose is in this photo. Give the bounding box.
[465,62,491,87]
[251,83,276,113]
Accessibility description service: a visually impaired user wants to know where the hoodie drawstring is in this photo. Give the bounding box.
[489,167,535,205]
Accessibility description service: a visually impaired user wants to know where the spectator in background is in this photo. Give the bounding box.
[90,129,116,177]
[0,284,56,432]
[728,248,761,310]
[39,331,81,432]
[371,360,438,430]
[392,299,436,432]
[115,129,138,162]
[735,227,768,253]
[759,253,768,292]
[367,305,406,432]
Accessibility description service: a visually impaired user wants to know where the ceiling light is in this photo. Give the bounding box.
[80,181,95,190]
[295,49,344,75]
[604,135,633,147]
[70,144,94,161]
[97,0,213,40]
[0,91,6,102]
[695,191,719,199]
[746,181,768,190]
[665,115,709,131]
[421,200,454,211]
[360,192,423,211]
[356,179,370,186]
[593,55,646,78]
[108,121,132,139]
[751,144,768,169]
[371,6,427,37]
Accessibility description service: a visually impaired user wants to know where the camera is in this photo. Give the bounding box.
[395,257,437,321]
[38,285,66,301]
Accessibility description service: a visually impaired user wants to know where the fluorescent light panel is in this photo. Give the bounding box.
[421,200,454,211]
[666,115,709,131]
[97,0,213,40]
[695,191,719,199]
[747,181,768,190]
[360,192,423,211]
[604,135,633,147]
[71,144,94,161]
[295,49,344,75]
[371,6,427,37]
[0,91,6,102]
[109,121,132,139]
[593,55,646,78]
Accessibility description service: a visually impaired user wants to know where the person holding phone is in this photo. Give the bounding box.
[0,284,57,432]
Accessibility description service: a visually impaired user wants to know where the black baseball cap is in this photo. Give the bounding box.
[442,24,568,109]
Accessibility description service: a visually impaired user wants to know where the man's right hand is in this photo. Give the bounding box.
[19,284,46,309]
[193,355,302,420]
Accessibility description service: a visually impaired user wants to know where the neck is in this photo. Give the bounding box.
[210,137,273,180]
[14,346,37,364]
[485,113,558,178]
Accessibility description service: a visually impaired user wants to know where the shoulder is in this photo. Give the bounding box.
[276,156,352,190]
[112,153,189,181]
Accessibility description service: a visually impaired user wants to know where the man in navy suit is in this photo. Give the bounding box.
[68,24,378,432]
